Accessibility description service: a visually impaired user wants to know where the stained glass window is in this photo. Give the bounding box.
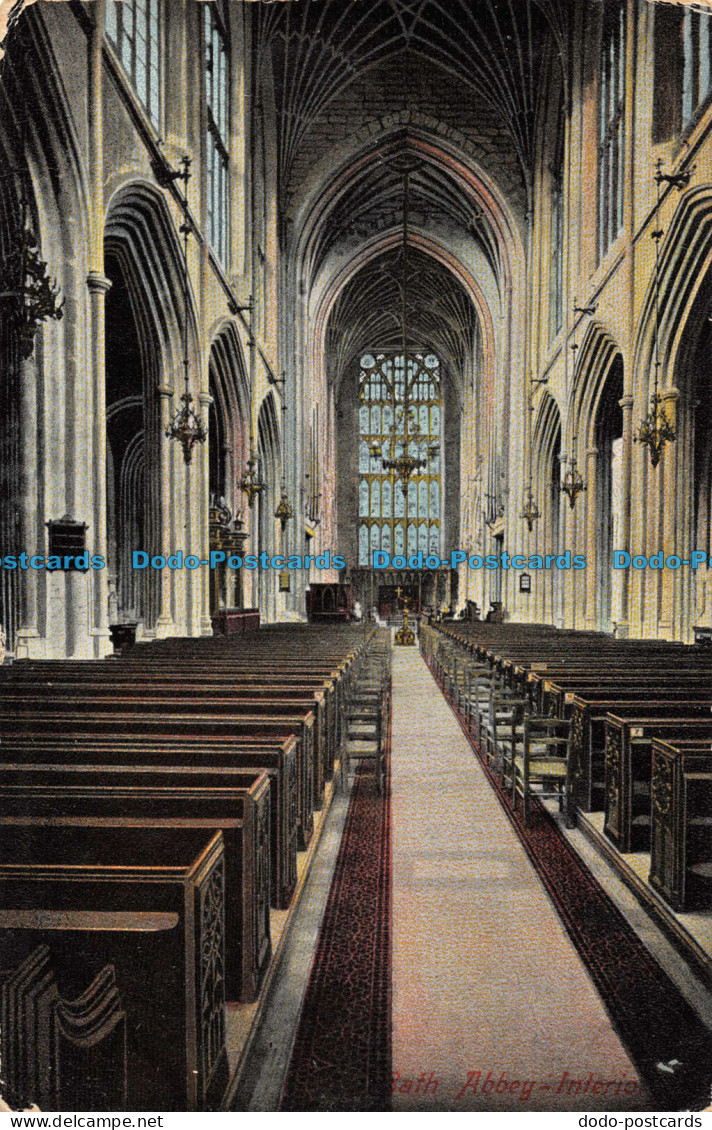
[205,4,231,266]
[598,5,626,260]
[683,8,712,127]
[106,0,161,128]
[358,352,442,566]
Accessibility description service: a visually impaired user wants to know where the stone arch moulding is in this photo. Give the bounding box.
[208,322,251,516]
[632,188,712,400]
[533,390,563,490]
[257,390,282,475]
[208,322,250,449]
[104,179,201,382]
[311,231,497,402]
[570,321,623,453]
[293,130,524,299]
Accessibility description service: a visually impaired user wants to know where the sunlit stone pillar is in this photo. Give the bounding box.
[615,395,634,638]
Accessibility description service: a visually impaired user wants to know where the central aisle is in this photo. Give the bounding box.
[390,644,649,1112]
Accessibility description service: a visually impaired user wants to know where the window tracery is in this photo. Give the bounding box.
[358,352,442,566]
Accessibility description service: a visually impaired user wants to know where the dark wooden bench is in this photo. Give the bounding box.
[1,688,322,830]
[0,765,271,1002]
[649,738,712,912]
[9,662,345,783]
[2,945,125,1112]
[604,714,712,852]
[0,697,314,856]
[565,695,712,813]
[0,728,299,909]
[0,825,228,1110]
[537,674,712,719]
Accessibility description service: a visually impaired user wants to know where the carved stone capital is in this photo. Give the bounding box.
[87,272,112,295]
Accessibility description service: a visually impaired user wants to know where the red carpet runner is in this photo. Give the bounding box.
[280,765,392,1111]
[426,655,712,1112]
[280,654,711,1112]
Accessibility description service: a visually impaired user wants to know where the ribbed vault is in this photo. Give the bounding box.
[309,149,502,281]
[326,246,477,388]
[257,0,570,192]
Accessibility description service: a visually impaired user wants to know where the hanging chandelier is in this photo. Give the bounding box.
[519,486,540,532]
[0,192,63,361]
[520,380,540,531]
[634,162,677,468]
[635,393,676,469]
[377,156,427,486]
[239,451,265,507]
[273,394,294,529]
[166,157,207,465]
[560,453,586,509]
[274,491,294,530]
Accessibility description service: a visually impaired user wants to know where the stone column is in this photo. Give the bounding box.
[659,388,680,636]
[616,395,634,637]
[198,390,214,635]
[584,447,599,630]
[155,385,177,637]
[14,353,41,659]
[87,272,112,656]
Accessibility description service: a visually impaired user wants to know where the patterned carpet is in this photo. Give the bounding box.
[427,657,712,1112]
[279,761,392,1111]
[280,654,711,1112]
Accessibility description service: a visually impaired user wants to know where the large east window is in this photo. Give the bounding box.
[358,352,442,566]
[597,5,626,261]
[105,0,161,128]
[204,3,231,266]
[683,7,712,127]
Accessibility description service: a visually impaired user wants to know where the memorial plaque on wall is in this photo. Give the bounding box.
[46,518,88,570]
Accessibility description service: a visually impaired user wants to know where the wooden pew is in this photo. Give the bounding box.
[536,674,712,719]
[564,696,712,813]
[0,698,314,861]
[2,946,126,1112]
[8,663,343,786]
[0,728,298,909]
[0,766,272,1002]
[604,715,712,852]
[649,738,712,912]
[0,825,228,1110]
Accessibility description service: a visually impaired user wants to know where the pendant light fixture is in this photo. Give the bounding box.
[165,157,207,465]
[379,153,427,486]
[634,161,684,468]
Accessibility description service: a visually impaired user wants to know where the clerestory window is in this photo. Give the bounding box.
[204,3,231,266]
[597,4,626,261]
[106,0,161,128]
[683,7,712,128]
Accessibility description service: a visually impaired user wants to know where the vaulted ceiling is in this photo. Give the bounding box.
[326,245,477,387]
[257,0,570,191]
[257,0,568,388]
[306,146,502,281]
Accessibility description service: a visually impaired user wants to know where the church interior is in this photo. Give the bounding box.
[1,0,712,1114]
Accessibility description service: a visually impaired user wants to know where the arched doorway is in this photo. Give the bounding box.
[593,357,624,632]
[208,328,249,616]
[104,247,157,630]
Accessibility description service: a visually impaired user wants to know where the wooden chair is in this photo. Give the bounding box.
[513,712,572,827]
[484,686,526,777]
[343,635,391,794]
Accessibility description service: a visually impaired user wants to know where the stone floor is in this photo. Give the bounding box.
[231,641,712,1113]
[390,645,650,1112]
